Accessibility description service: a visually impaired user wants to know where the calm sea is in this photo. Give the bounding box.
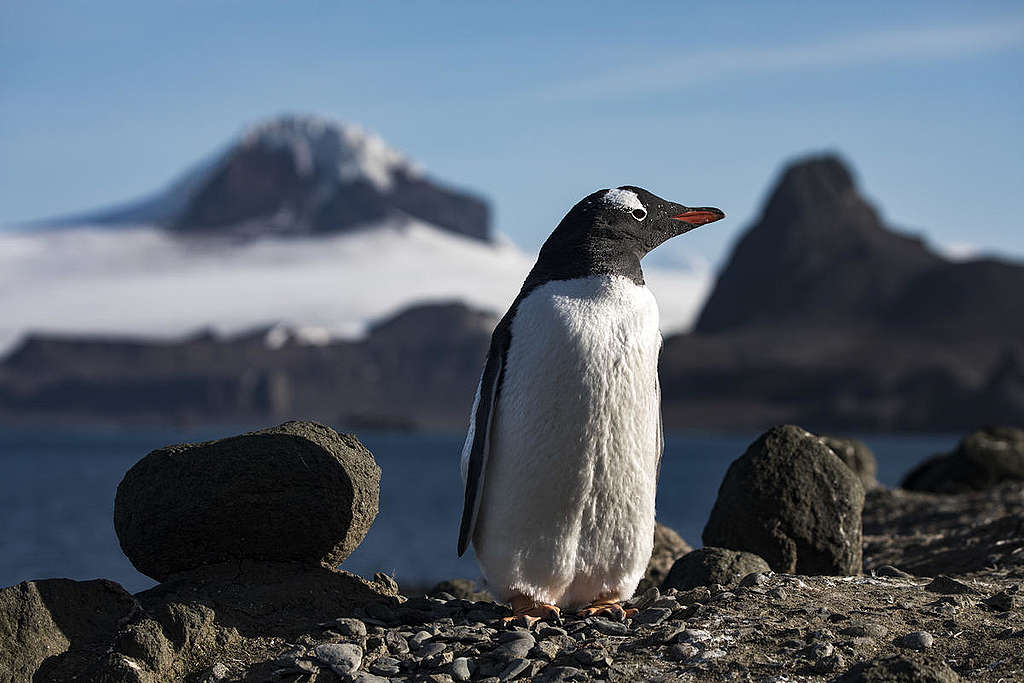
[0,425,957,593]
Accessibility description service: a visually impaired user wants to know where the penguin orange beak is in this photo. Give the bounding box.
[671,207,725,226]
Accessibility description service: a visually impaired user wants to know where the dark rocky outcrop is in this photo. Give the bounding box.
[695,155,943,335]
[823,435,878,489]
[901,426,1024,494]
[0,578,139,682]
[114,421,380,581]
[703,425,865,575]
[661,547,770,591]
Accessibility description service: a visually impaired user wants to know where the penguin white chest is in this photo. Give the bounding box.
[473,274,663,607]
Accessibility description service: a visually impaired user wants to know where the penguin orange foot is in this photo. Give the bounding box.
[576,597,638,621]
[501,593,561,627]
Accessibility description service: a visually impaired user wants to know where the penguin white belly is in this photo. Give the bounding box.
[472,274,662,608]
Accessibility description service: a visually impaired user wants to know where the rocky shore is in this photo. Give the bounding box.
[3,422,1023,682]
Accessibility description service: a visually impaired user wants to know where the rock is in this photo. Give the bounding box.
[429,578,493,602]
[0,578,139,682]
[314,642,363,676]
[635,523,693,594]
[114,421,380,581]
[450,656,472,681]
[925,575,979,595]
[901,631,935,650]
[875,565,914,579]
[823,435,878,489]
[836,653,960,682]
[902,427,1024,493]
[662,547,771,591]
[702,425,865,575]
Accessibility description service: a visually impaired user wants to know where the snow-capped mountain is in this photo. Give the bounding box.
[1,114,711,355]
[52,114,490,241]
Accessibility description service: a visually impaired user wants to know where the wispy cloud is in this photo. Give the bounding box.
[553,19,1024,100]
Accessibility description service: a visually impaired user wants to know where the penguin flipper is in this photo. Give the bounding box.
[457,329,507,557]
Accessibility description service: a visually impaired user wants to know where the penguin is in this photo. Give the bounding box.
[457,185,724,622]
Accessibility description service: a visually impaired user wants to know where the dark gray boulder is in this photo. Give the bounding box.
[0,578,139,682]
[662,547,770,591]
[902,426,1024,493]
[823,435,878,489]
[702,425,865,575]
[114,421,380,581]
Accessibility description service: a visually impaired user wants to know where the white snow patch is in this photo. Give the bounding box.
[0,221,711,355]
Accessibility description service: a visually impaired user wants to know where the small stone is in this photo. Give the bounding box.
[418,642,447,659]
[632,586,661,610]
[539,666,586,682]
[586,617,628,636]
[314,642,363,676]
[874,565,913,579]
[668,643,698,661]
[369,657,401,676]
[902,631,934,650]
[573,647,611,667]
[450,656,472,681]
[740,571,771,588]
[352,674,390,683]
[769,587,788,600]
[423,651,454,669]
[633,607,672,626]
[331,617,367,638]
[650,596,681,610]
[492,631,535,660]
[926,575,979,595]
[815,652,846,673]
[498,657,531,680]
[385,630,409,655]
[538,626,568,638]
[676,628,712,643]
[409,630,434,650]
[986,587,1023,611]
[209,662,229,680]
[532,640,562,661]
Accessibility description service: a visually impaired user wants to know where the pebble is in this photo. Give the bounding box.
[650,596,682,610]
[875,565,913,579]
[633,586,660,610]
[417,642,448,659]
[450,656,472,682]
[769,588,788,600]
[586,617,629,636]
[668,643,698,661]
[409,630,434,650]
[352,673,390,683]
[385,630,409,654]
[902,631,934,650]
[574,647,611,667]
[368,657,401,676]
[539,666,585,682]
[422,651,454,669]
[815,652,846,673]
[373,571,399,593]
[209,662,229,679]
[633,607,672,626]
[539,626,568,638]
[492,631,536,660]
[676,628,712,643]
[498,658,531,680]
[313,643,363,676]
[740,571,772,588]
[532,640,562,661]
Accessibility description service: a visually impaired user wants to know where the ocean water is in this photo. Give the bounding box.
[0,425,957,594]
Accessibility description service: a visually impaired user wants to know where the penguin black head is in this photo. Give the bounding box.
[530,186,724,285]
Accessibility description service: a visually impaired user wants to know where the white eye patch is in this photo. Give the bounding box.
[602,188,644,213]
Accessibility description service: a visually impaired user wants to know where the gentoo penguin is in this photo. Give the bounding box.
[458,186,724,621]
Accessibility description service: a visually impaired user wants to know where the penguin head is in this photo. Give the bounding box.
[584,185,725,255]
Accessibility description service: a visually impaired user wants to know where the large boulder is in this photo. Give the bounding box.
[823,435,878,489]
[902,426,1024,493]
[662,547,770,591]
[114,421,380,581]
[702,425,865,575]
[0,578,138,682]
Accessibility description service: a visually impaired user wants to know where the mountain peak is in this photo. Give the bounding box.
[695,153,943,334]
[237,114,419,192]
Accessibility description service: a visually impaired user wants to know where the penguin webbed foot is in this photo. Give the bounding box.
[576,599,638,621]
[502,593,562,628]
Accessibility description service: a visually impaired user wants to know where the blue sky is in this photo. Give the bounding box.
[1,1,1022,267]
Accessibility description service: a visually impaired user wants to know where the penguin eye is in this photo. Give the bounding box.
[631,208,647,221]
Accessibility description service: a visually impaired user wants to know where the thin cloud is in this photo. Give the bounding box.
[553,19,1024,100]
